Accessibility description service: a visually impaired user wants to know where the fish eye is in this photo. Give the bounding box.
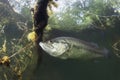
[48,40,53,43]
[49,40,53,42]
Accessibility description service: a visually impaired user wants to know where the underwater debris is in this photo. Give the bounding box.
[27,31,38,42]
[0,25,6,34]
[2,39,7,53]
[0,0,56,79]
[3,73,8,80]
[112,40,120,51]
[16,22,27,31]
[47,0,58,15]
[0,39,7,53]
[0,56,10,66]
[112,40,120,57]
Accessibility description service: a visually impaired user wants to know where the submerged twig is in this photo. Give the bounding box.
[112,40,120,51]
[4,73,8,80]
[9,42,33,58]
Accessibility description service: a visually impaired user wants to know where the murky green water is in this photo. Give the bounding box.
[33,28,120,80]
[0,0,120,80]
[34,53,120,80]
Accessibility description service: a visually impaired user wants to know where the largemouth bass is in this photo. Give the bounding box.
[39,37,109,59]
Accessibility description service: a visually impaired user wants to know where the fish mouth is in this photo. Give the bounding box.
[39,42,54,49]
[39,42,45,49]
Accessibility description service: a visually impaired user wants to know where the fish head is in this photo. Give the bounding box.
[39,40,69,57]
